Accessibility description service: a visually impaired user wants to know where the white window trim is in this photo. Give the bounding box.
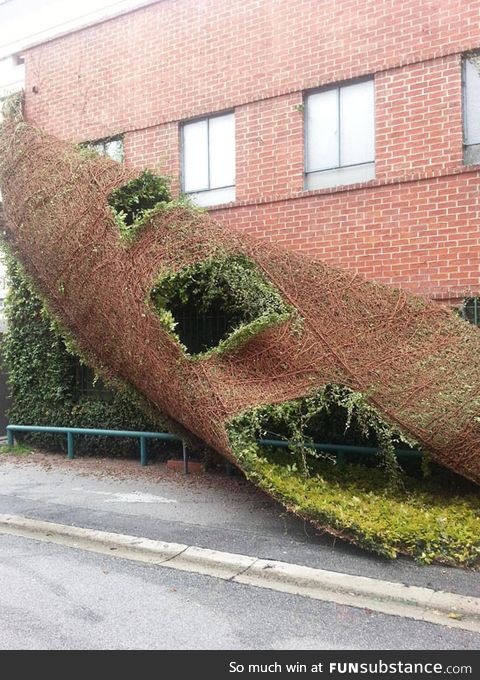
[304,78,375,190]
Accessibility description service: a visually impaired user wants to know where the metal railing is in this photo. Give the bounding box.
[6,424,187,470]
[5,424,422,472]
[256,438,422,465]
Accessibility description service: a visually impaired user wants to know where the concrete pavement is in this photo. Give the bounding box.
[0,455,478,596]
[1,513,479,633]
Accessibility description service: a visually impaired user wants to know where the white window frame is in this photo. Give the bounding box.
[181,111,235,207]
[304,78,375,190]
[463,54,480,165]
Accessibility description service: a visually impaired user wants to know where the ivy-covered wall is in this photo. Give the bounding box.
[1,254,172,457]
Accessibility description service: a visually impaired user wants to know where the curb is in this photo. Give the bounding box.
[0,514,479,633]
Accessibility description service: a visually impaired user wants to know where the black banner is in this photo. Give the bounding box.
[2,650,479,678]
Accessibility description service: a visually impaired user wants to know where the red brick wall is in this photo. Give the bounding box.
[212,172,480,300]
[22,0,480,301]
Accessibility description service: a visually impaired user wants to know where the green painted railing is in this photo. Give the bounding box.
[5,424,422,472]
[256,438,422,464]
[6,424,186,470]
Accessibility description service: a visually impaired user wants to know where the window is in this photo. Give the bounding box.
[461,297,480,326]
[74,360,113,401]
[85,136,124,162]
[305,79,375,190]
[463,55,480,164]
[181,112,235,207]
[0,55,25,99]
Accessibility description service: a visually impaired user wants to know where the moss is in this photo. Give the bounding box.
[226,387,480,566]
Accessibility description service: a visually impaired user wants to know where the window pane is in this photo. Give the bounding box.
[209,113,235,189]
[465,58,480,146]
[91,141,106,156]
[340,80,375,167]
[105,139,124,162]
[306,89,339,172]
[183,120,209,192]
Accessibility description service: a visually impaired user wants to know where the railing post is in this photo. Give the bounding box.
[182,441,189,475]
[140,436,147,466]
[67,431,75,459]
[7,428,14,447]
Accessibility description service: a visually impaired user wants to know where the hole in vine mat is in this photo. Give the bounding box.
[150,255,290,356]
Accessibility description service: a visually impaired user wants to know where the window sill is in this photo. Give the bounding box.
[187,186,235,208]
[208,177,379,211]
[463,144,480,166]
[305,163,375,191]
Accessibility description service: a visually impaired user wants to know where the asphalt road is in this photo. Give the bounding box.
[1,533,479,650]
[0,454,479,649]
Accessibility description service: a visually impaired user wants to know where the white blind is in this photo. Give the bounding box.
[340,80,375,166]
[209,113,235,189]
[464,58,480,146]
[182,119,209,193]
[306,88,339,172]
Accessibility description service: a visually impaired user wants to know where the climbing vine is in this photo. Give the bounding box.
[1,253,169,455]
[150,254,292,357]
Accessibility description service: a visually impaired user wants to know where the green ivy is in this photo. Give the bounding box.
[1,254,171,457]
[150,254,293,357]
[226,389,480,566]
[108,170,172,240]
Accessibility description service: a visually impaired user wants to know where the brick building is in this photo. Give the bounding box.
[2,0,480,305]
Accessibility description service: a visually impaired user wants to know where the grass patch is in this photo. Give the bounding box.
[0,443,33,456]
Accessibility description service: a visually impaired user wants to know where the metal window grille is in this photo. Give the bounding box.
[174,313,231,355]
[461,297,480,326]
[75,361,113,401]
